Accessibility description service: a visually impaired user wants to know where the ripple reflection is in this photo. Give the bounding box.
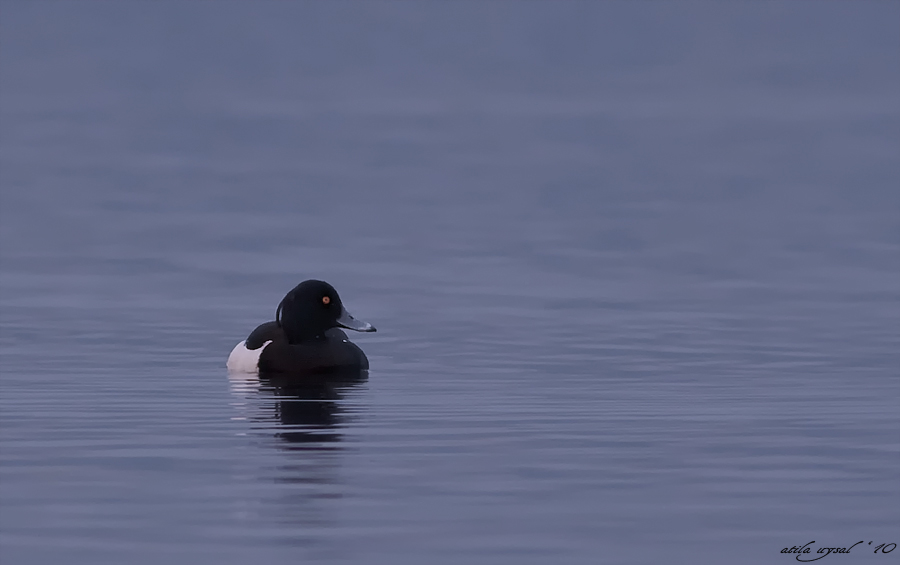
[229,370,368,449]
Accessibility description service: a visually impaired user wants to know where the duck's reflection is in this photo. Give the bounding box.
[226,369,367,537]
[229,370,368,449]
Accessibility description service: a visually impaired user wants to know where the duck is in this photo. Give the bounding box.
[227,280,376,375]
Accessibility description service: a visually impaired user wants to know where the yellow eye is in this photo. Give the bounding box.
[322,296,331,305]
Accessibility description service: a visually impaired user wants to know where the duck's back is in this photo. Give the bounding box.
[246,321,286,348]
[226,321,285,373]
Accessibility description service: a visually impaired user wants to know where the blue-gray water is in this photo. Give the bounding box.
[1,2,898,564]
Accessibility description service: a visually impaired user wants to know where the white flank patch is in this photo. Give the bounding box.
[226,340,271,374]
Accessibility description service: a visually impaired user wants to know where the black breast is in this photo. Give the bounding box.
[256,329,369,375]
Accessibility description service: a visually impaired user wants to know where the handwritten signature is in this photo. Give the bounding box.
[782,541,896,562]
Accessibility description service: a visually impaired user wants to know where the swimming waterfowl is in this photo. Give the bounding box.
[227,280,375,374]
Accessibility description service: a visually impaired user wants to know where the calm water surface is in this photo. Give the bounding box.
[1,3,898,564]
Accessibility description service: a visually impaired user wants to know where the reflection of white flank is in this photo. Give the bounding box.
[226,340,271,374]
